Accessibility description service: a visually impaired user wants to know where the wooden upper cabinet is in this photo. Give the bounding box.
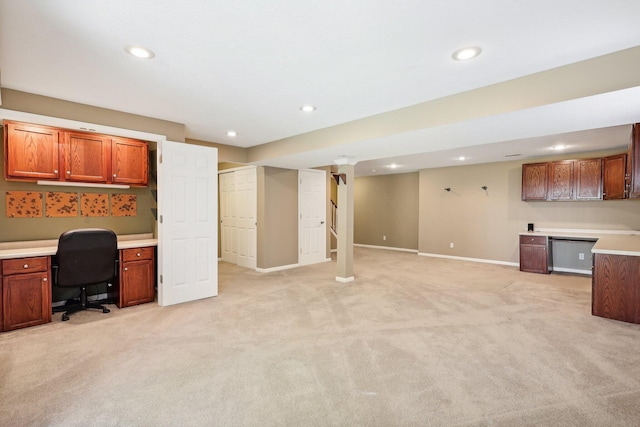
[111,137,148,186]
[522,162,548,201]
[4,121,60,180]
[575,158,602,200]
[548,160,574,200]
[628,124,640,199]
[603,154,627,200]
[64,131,111,183]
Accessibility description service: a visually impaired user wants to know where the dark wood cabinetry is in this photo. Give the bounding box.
[3,121,61,180]
[521,163,548,201]
[112,137,148,186]
[603,154,627,200]
[64,131,111,183]
[628,124,640,199]
[592,253,640,324]
[1,256,51,331]
[548,160,575,200]
[4,120,148,187]
[118,247,155,307]
[519,235,550,274]
[575,158,602,200]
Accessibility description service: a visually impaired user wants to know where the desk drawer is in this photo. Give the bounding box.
[2,256,48,276]
[121,247,154,262]
[520,235,547,245]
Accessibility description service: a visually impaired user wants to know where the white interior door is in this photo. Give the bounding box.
[219,171,237,264]
[299,169,326,265]
[219,167,257,269]
[157,140,218,306]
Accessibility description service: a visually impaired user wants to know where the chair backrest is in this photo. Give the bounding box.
[54,228,118,288]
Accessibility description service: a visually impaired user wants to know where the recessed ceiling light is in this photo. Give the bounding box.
[300,105,316,113]
[457,156,468,161]
[371,169,377,173]
[452,46,482,61]
[226,130,237,137]
[126,45,155,59]
[388,163,399,169]
[551,145,568,150]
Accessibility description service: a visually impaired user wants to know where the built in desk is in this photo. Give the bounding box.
[0,233,157,331]
[518,229,640,324]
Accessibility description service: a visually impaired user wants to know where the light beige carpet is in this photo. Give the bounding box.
[2,247,640,426]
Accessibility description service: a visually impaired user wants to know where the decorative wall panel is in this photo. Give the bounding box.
[5,191,43,218]
[45,192,79,217]
[81,193,109,217]
[111,194,137,217]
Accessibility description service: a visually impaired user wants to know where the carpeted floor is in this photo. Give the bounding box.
[2,247,640,426]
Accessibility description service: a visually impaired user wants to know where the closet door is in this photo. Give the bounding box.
[219,167,257,269]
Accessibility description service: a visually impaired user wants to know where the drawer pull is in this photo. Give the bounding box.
[137,252,141,257]
[23,264,29,269]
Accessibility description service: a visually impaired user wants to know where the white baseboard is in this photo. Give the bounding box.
[417,252,519,267]
[551,267,592,275]
[336,276,354,283]
[355,244,418,253]
[256,263,300,273]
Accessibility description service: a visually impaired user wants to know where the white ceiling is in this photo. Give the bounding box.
[1,1,640,175]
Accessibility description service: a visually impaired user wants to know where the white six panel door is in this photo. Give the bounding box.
[157,141,218,306]
[299,169,327,265]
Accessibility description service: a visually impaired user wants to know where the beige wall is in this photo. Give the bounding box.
[354,173,419,250]
[186,138,247,164]
[257,167,298,269]
[419,151,640,263]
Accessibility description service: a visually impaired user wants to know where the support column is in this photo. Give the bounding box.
[335,159,356,282]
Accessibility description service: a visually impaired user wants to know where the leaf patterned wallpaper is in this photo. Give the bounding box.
[5,191,137,218]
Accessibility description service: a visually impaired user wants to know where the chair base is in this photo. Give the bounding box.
[55,287,110,321]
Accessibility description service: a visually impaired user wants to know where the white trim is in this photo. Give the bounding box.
[37,180,130,189]
[418,252,519,267]
[256,263,300,273]
[336,276,355,283]
[354,243,418,253]
[330,248,337,253]
[551,267,592,275]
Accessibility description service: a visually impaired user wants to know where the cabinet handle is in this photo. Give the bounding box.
[113,174,117,177]
[67,170,71,175]
[137,252,141,257]
[54,169,58,174]
[23,264,29,269]
[124,267,128,271]
[43,278,47,282]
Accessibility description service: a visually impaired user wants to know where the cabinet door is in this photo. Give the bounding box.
[603,154,627,200]
[112,138,148,186]
[64,131,111,182]
[519,236,550,274]
[3,272,51,331]
[575,158,602,200]
[521,163,548,201]
[549,160,574,200]
[120,259,155,307]
[4,121,60,180]
[628,124,640,199]
[592,254,640,323]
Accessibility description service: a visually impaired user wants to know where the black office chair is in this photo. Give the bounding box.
[52,228,118,321]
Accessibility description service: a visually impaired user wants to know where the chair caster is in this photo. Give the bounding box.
[103,308,110,313]
[62,314,70,321]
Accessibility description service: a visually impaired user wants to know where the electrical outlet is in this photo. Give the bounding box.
[383,235,387,241]
[579,253,585,260]
[450,242,454,248]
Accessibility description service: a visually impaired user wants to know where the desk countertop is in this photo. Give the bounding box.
[518,229,640,257]
[0,234,157,260]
